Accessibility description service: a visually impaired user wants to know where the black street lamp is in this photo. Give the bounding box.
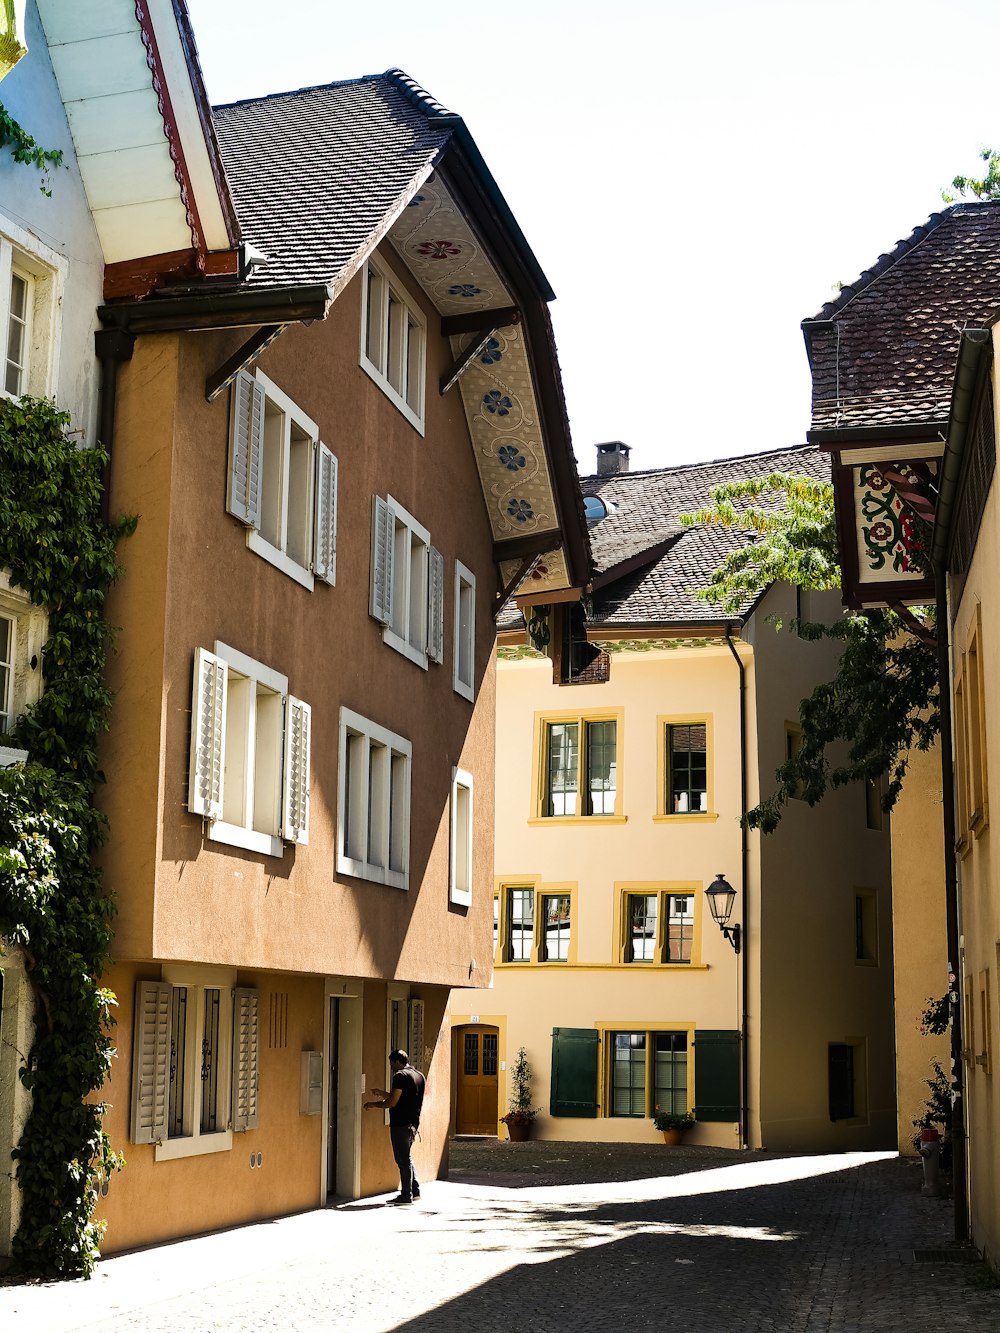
[705,873,741,954]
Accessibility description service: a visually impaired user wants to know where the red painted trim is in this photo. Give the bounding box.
[134,0,208,266]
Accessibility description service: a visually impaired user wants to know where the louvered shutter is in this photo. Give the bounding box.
[282,695,311,844]
[232,988,260,1131]
[427,546,444,662]
[550,1027,599,1117]
[130,980,170,1145]
[408,998,426,1073]
[693,1029,740,1121]
[370,495,393,624]
[227,369,265,527]
[313,443,338,585]
[188,648,228,820]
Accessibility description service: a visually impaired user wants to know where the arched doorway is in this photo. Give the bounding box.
[455,1025,499,1135]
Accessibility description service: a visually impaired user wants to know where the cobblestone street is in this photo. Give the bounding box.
[2,1143,997,1332]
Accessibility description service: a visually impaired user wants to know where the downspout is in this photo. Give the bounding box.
[928,327,987,1243]
[94,327,135,523]
[725,624,750,1151]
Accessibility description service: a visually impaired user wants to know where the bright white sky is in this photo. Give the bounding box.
[187,0,1000,474]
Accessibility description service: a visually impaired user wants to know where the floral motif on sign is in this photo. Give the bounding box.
[507,498,534,523]
[498,445,526,471]
[406,195,426,208]
[859,463,922,575]
[529,562,549,581]
[417,239,461,260]
[484,390,513,417]
[480,337,503,365]
[449,283,481,298]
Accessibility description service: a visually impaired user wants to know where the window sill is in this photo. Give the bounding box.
[210,820,283,858]
[652,812,718,824]
[247,531,315,591]
[337,852,408,891]
[528,815,627,826]
[493,960,709,971]
[383,627,428,670]
[155,1129,233,1162]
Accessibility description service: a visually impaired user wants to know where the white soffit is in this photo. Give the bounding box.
[36,0,229,262]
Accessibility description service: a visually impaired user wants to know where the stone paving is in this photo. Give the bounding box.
[2,1141,998,1332]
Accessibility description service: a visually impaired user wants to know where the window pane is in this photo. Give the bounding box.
[546,722,578,816]
[612,1031,646,1116]
[221,672,250,828]
[287,420,313,567]
[407,530,426,654]
[542,894,571,961]
[6,272,28,396]
[389,750,408,873]
[168,987,188,1138]
[405,315,422,412]
[252,684,281,836]
[0,614,12,733]
[482,1032,498,1076]
[368,742,388,867]
[507,887,534,961]
[627,894,658,962]
[201,988,221,1133]
[653,1031,688,1115]
[669,724,707,812]
[259,399,284,548]
[493,895,499,957]
[666,895,694,963]
[365,267,382,368]
[586,720,616,814]
[463,1032,479,1076]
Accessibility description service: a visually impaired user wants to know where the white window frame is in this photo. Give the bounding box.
[453,561,476,702]
[0,570,46,739]
[337,707,412,890]
[226,369,338,592]
[359,252,426,433]
[450,766,473,907]
[0,222,62,402]
[187,642,311,857]
[373,495,443,670]
[122,964,249,1162]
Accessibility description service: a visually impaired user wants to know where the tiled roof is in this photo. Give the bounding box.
[213,73,453,291]
[583,445,829,626]
[803,203,1000,434]
[498,445,829,632]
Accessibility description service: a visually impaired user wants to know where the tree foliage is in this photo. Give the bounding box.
[682,472,939,833]
[942,147,1000,203]
[0,396,134,1276]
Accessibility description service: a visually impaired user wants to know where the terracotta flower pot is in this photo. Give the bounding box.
[661,1128,684,1145]
[506,1118,532,1142]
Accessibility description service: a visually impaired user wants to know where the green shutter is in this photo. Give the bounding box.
[694,1029,739,1121]
[550,1027,599,1117]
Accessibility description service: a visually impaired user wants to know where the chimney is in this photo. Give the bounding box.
[596,441,630,477]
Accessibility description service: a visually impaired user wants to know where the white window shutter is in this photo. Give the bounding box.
[370,495,393,625]
[313,443,338,586]
[426,546,444,663]
[282,695,311,844]
[408,998,426,1073]
[130,980,170,1145]
[227,369,264,527]
[232,988,260,1132]
[188,648,228,820]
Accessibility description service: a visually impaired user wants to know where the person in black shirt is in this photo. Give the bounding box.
[364,1049,426,1204]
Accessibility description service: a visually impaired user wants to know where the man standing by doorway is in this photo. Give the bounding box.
[365,1049,426,1204]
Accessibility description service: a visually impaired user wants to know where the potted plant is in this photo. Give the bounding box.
[652,1107,696,1144]
[500,1046,540,1141]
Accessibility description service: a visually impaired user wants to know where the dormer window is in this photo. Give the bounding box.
[360,254,426,433]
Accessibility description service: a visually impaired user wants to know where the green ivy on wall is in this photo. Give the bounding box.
[0,101,62,195]
[0,395,134,1277]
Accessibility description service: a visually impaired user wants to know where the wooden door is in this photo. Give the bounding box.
[456,1026,499,1134]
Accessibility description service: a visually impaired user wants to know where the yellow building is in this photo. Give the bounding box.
[452,442,896,1151]
[799,200,1000,1261]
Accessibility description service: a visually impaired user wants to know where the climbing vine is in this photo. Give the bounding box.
[0,395,134,1277]
[0,101,63,195]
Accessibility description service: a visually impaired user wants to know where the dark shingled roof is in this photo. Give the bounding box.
[803,202,1000,435]
[580,445,829,626]
[213,73,453,291]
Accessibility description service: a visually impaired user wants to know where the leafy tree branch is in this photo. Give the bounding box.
[682,472,939,833]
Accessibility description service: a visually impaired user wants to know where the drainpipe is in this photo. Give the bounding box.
[725,624,750,1150]
[94,327,135,523]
